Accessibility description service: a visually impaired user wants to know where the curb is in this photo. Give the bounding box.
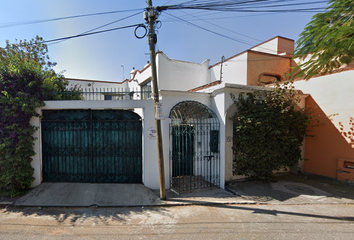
[12,200,256,208]
[0,201,14,207]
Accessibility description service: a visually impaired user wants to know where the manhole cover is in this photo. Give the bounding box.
[284,184,315,195]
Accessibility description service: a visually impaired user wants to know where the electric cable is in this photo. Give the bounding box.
[48,11,144,45]
[164,12,254,46]
[160,12,277,23]
[233,1,328,9]
[162,0,328,12]
[134,24,148,39]
[163,12,289,54]
[0,1,328,31]
[176,9,261,43]
[0,8,144,29]
[41,23,143,44]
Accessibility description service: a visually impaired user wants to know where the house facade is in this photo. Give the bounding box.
[33,36,345,193]
[293,67,354,181]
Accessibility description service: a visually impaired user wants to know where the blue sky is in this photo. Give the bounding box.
[0,0,328,81]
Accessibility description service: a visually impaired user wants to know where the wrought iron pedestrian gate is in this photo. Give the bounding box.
[42,109,142,183]
[169,101,220,194]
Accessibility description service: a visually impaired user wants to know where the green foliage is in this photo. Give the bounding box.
[293,0,354,79]
[0,36,68,196]
[231,81,309,181]
[339,117,354,148]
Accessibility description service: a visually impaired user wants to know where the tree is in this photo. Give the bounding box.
[293,0,354,79]
[0,36,68,196]
[231,81,309,180]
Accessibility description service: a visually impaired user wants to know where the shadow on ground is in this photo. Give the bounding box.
[1,173,354,224]
[1,205,173,225]
[226,173,354,204]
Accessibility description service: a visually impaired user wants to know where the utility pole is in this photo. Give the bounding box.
[146,0,166,200]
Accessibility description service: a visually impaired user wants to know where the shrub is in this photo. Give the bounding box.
[0,36,68,196]
[231,81,310,180]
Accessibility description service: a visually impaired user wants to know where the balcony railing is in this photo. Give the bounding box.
[47,88,152,101]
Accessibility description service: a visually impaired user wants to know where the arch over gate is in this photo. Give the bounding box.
[169,101,220,194]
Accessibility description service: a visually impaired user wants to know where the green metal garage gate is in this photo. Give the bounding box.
[42,109,142,183]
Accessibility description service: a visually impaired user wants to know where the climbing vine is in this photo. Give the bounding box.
[231,81,310,180]
[0,36,68,196]
[339,117,354,148]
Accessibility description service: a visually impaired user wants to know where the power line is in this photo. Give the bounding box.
[163,12,290,54]
[235,1,328,9]
[161,0,328,12]
[164,12,254,46]
[0,1,329,30]
[176,9,261,44]
[0,8,144,29]
[0,1,328,32]
[166,0,326,8]
[160,12,277,23]
[42,23,142,44]
[48,11,144,45]
[212,8,326,13]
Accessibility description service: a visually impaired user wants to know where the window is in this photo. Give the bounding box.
[104,95,112,100]
[140,81,151,100]
[258,73,281,85]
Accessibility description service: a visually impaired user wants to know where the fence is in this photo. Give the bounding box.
[48,88,151,101]
[169,100,220,194]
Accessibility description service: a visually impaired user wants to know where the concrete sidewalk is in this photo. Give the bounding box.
[3,173,354,207]
[227,173,354,205]
[14,183,161,207]
[12,183,247,207]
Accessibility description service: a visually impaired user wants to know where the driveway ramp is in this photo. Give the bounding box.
[15,183,160,207]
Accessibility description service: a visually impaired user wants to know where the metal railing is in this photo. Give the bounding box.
[48,88,152,101]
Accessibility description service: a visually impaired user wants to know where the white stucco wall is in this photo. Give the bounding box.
[31,100,162,190]
[130,65,152,85]
[128,65,152,100]
[31,84,264,190]
[293,70,354,131]
[157,53,210,91]
[211,92,226,188]
[251,38,279,55]
[210,52,248,85]
[251,37,294,56]
[30,113,42,187]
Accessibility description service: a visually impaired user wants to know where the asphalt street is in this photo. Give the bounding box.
[1,203,354,239]
[1,173,354,239]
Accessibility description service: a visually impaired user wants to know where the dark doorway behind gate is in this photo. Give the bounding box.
[42,109,142,183]
[169,101,220,194]
[172,125,195,177]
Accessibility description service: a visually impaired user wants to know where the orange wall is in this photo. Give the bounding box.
[304,96,354,178]
[246,51,291,86]
[277,37,294,55]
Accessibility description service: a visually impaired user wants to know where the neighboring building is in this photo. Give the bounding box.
[293,67,354,181]
[31,35,352,195]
